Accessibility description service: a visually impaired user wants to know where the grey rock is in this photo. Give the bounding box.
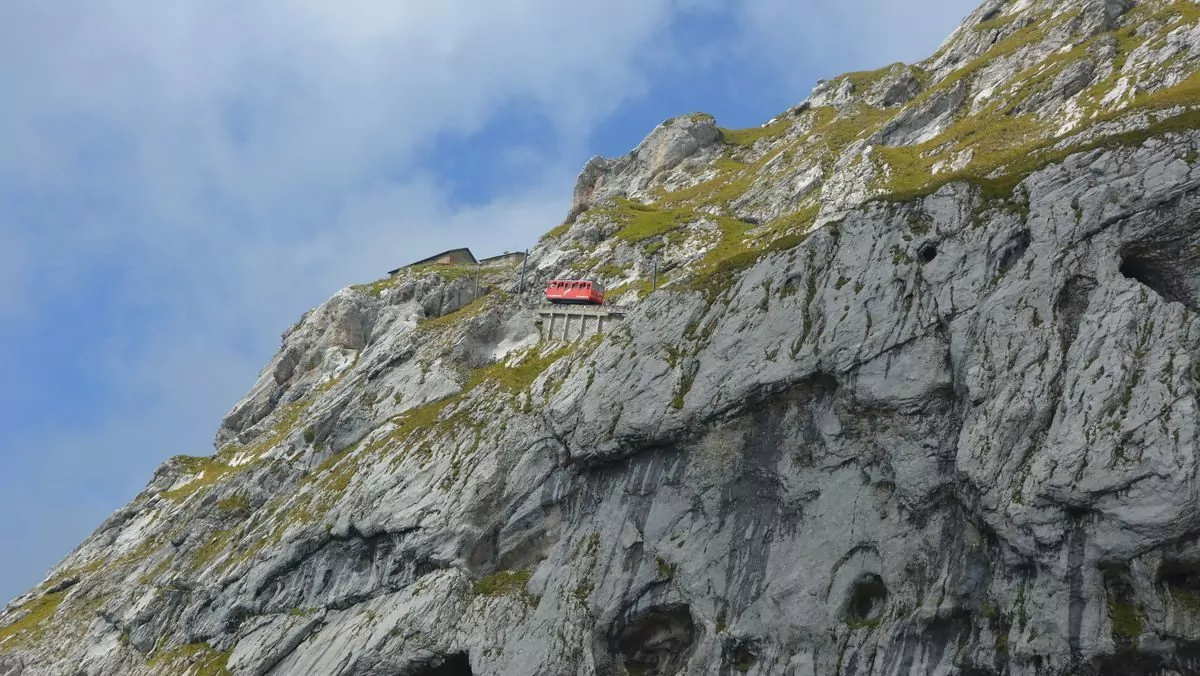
[8,1,1200,675]
[568,113,722,220]
[865,65,923,109]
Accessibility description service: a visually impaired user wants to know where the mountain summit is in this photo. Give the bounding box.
[7,0,1200,674]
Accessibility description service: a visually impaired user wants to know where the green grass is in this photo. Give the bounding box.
[0,592,65,650]
[651,135,799,216]
[720,117,791,148]
[882,103,1200,205]
[353,276,402,298]
[163,399,310,503]
[146,642,232,676]
[354,262,480,298]
[667,112,716,126]
[159,456,237,503]
[837,63,907,92]
[526,2,1200,301]
[682,204,820,294]
[297,344,578,517]
[381,398,460,449]
[572,578,594,605]
[594,263,629,280]
[923,10,1060,106]
[655,557,678,580]
[605,278,657,303]
[807,104,894,157]
[1107,598,1145,644]
[215,494,250,515]
[972,11,1019,33]
[417,293,493,331]
[545,221,572,238]
[466,345,575,394]
[190,529,236,570]
[870,2,1200,203]
[473,569,532,597]
[875,113,1046,199]
[1169,587,1200,619]
[473,569,538,607]
[602,198,698,243]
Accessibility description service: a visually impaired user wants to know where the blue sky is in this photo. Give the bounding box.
[0,0,978,604]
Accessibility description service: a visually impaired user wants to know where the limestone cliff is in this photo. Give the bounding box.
[7,1,1200,674]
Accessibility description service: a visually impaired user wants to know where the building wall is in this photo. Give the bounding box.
[436,251,477,266]
[480,252,526,269]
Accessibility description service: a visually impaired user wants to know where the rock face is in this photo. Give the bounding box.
[8,1,1200,674]
[569,113,724,222]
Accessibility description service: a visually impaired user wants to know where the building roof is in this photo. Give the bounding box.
[388,247,477,275]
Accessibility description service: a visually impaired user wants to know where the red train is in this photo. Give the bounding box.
[546,279,606,305]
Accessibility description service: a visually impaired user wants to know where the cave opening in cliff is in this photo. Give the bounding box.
[1119,243,1200,312]
[610,603,697,675]
[410,652,473,676]
[847,574,888,622]
[919,243,939,263]
[1080,653,1169,676]
[1157,558,1200,593]
[723,639,760,673]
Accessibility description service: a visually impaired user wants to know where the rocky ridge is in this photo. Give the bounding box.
[7,0,1200,674]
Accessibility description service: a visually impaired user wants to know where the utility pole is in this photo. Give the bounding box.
[518,249,529,300]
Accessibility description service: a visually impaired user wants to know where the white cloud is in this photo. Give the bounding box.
[0,0,990,604]
[0,0,690,603]
[0,0,696,393]
[0,1,683,193]
[736,0,980,85]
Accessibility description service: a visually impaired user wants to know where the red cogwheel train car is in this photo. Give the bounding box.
[545,279,605,305]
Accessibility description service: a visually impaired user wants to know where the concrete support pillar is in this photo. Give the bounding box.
[536,309,626,343]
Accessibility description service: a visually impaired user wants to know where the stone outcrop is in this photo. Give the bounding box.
[568,113,723,222]
[7,1,1200,675]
